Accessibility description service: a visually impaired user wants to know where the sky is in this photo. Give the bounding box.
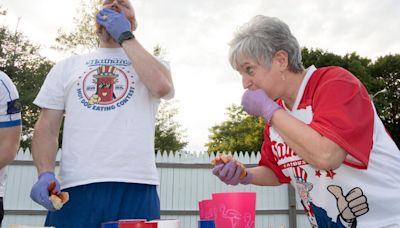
[2,0,400,152]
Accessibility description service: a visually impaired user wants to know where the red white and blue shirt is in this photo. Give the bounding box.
[260,66,400,227]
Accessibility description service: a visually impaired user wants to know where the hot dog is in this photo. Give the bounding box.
[211,154,248,179]
[48,181,69,210]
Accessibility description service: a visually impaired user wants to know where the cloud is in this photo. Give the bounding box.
[3,0,400,151]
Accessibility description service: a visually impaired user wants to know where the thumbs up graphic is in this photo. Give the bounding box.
[327,185,369,223]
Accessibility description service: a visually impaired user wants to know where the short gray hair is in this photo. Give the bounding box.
[229,15,304,73]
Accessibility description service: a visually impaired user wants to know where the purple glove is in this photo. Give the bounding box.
[96,8,131,42]
[241,89,280,123]
[30,172,60,211]
[212,160,253,185]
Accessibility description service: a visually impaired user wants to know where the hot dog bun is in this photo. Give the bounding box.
[48,181,69,210]
[211,154,247,179]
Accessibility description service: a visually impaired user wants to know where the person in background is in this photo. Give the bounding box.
[212,15,400,227]
[29,0,174,227]
[0,70,22,225]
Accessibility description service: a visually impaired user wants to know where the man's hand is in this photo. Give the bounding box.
[241,89,280,124]
[212,160,253,185]
[96,8,131,42]
[30,172,60,211]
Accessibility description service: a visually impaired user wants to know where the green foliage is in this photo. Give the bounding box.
[155,101,188,153]
[369,54,400,146]
[53,0,102,54]
[302,48,377,91]
[206,105,265,154]
[301,47,344,68]
[153,44,167,58]
[153,46,185,152]
[0,24,54,148]
[341,53,375,91]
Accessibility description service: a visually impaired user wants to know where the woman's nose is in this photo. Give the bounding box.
[242,77,251,89]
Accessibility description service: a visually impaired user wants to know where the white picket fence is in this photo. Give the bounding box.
[2,149,310,228]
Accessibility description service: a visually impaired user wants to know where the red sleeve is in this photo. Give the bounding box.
[308,68,374,169]
[259,125,291,184]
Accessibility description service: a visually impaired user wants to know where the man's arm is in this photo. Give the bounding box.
[0,125,21,169]
[31,108,64,174]
[121,38,174,98]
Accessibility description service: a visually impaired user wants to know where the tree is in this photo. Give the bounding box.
[152,45,187,153]
[302,48,378,92]
[369,54,400,146]
[155,101,188,153]
[0,11,54,148]
[341,52,376,92]
[206,105,265,154]
[53,0,102,54]
[301,47,344,68]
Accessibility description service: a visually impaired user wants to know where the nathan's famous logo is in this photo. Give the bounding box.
[77,65,135,111]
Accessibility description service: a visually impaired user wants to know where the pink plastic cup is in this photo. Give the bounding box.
[120,222,156,228]
[212,192,256,228]
[198,199,216,220]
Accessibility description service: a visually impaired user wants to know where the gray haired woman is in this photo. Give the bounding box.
[212,15,400,227]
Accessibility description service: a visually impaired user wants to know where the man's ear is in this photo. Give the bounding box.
[273,50,289,71]
[130,16,138,31]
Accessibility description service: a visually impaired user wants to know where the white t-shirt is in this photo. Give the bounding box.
[34,48,173,189]
[260,66,400,227]
[0,71,22,197]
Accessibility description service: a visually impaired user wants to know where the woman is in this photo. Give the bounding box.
[212,15,400,227]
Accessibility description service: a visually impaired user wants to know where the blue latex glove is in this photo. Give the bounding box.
[96,8,131,42]
[241,89,280,124]
[212,160,253,185]
[30,172,60,211]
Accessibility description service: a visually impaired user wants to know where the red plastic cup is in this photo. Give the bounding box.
[212,192,256,228]
[119,222,144,228]
[198,199,216,220]
[120,223,157,228]
[143,222,158,228]
[119,219,147,223]
[118,219,148,228]
[148,219,180,228]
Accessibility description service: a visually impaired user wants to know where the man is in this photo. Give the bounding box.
[0,70,22,224]
[29,0,174,227]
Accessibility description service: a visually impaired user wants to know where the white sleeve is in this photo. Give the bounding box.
[33,62,66,110]
[0,71,21,127]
